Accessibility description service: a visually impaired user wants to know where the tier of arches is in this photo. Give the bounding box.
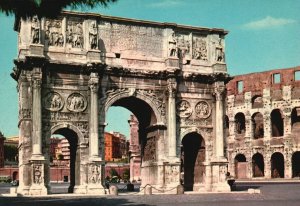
[234,152,300,179]
[226,107,300,139]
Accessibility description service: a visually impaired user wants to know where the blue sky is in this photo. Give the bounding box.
[0,0,299,138]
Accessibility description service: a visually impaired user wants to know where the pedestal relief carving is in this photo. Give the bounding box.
[33,164,43,184]
[176,100,192,118]
[45,19,64,47]
[66,21,84,48]
[195,101,211,119]
[67,93,87,112]
[89,164,101,184]
[43,92,64,111]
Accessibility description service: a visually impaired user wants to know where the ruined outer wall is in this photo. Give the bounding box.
[226,66,300,179]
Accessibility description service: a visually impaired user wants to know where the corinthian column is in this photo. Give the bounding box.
[167,78,177,158]
[89,72,100,160]
[214,82,226,159]
[31,69,44,160]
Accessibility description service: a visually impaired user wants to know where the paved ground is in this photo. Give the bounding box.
[1,182,300,206]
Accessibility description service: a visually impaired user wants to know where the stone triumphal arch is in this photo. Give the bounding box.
[12,11,230,195]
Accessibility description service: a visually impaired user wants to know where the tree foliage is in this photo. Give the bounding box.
[4,145,18,161]
[109,168,119,177]
[0,0,118,19]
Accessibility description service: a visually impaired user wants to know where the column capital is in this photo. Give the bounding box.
[214,82,225,101]
[89,72,99,93]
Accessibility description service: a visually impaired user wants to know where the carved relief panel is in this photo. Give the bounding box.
[43,92,64,111]
[66,19,84,48]
[143,136,156,161]
[45,19,64,47]
[192,36,207,61]
[177,98,212,127]
[67,93,87,112]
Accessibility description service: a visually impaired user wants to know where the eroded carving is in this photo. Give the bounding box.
[31,16,40,44]
[67,93,87,112]
[143,136,156,161]
[195,101,211,119]
[215,38,225,62]
[89,21,98,49]
[168,31,178,57]
[193,37,207,60]
[89,164,101,184]
[177,35,190,59]
[176,100,192,118]
[66,21,84,48]
[45,19,64,47]
[33,164,43,184]
[43,92,64,111]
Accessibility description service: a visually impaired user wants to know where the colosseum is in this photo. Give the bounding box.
[226,66,300,180]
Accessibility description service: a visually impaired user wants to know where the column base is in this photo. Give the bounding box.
[29,184,48,195]
[17,185,30,196]
[211,182,231,192]
[73,185,88,194]
[87,184,106,194]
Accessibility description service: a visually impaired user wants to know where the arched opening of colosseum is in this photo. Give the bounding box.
[292,152,300,178]
[291,108,300,141]
[105,96,158,185]
[234,154,247,179]
[181,132,205,191]
[271,109,284,137]
[251,95,263,108]
[271,152,284,178]
[235,113,246,137]
[252,112,264,139]
[51,128,79,193]
[252,153,264,177]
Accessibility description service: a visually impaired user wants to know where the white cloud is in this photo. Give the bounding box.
[243,16,297,30]
[148,0,183,8]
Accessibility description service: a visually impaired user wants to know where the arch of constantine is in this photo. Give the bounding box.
[11,11,230,195]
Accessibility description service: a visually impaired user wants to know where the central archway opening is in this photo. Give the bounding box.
[50,128,79,193]
[104,96,158,188]
[181,132,205,191]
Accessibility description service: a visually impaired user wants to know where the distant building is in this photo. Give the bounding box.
[50,137,61,161]
[4,136,19,147]
[0,132,5,168]
[128,114,141,182]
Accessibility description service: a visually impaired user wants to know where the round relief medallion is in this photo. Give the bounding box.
[195,101,211,119]
[43,92,64,111]
[66,93,87,112]
[176,100,192,118]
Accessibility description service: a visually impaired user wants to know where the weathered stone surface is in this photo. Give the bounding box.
[226,66,300,180]
[13,11,230,195]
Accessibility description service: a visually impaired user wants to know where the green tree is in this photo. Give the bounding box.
[0,0,118,19]
[122,168,130,181]
[109,168,119,177]
[4,145,18,161]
